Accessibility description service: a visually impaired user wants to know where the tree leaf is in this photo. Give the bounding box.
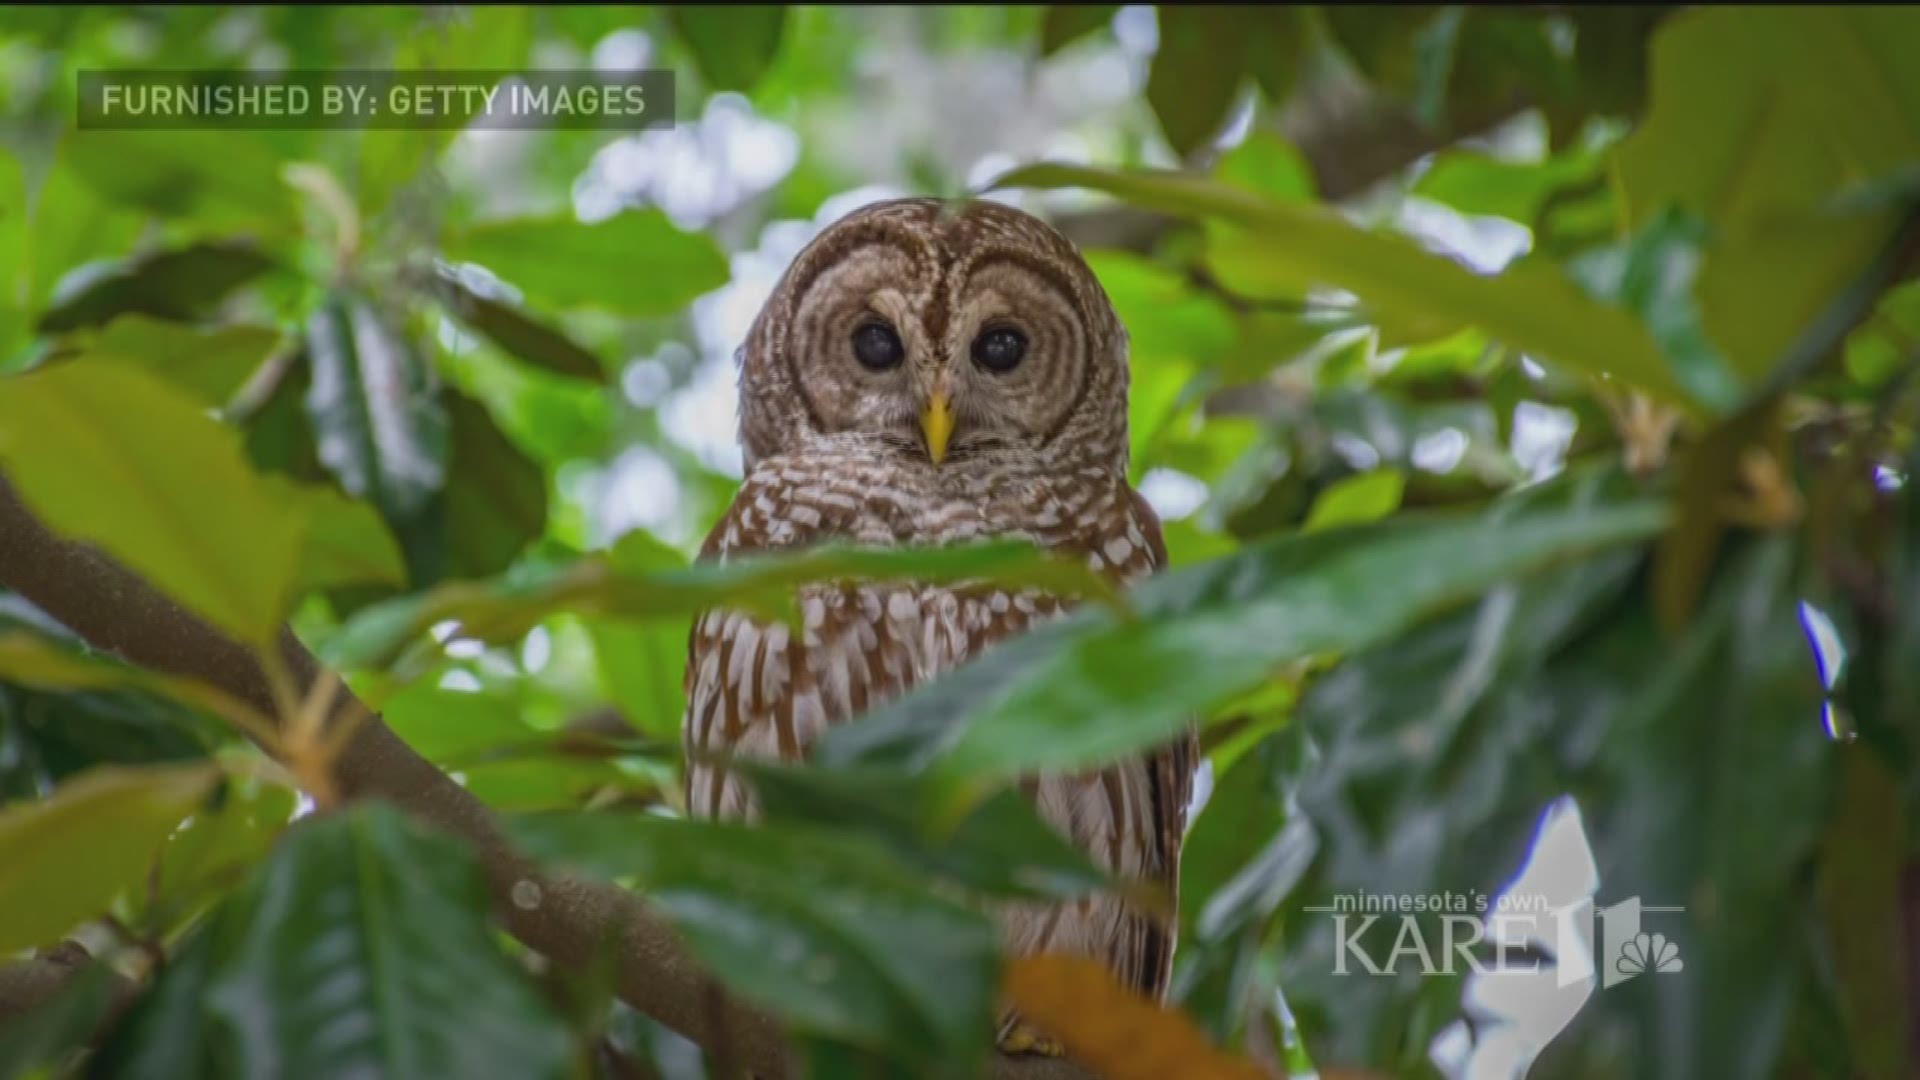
[507,812,998,1073]
[0,152,27,360]
[304,292,451,587]
[1411,148,1597,225]
[0,361,309,643]
[277,481,409,593]
[1616,8,1920,236]
[65,129,297,237]
[1004,955,1268,1080]
[1815,748,1911,1079]
[99,803,574,1080]
[0,763,217,955]
[240,350,326,483]
[1303,468,1405,533]
[441,210,729,317]
[36,241,275,334]
[588,617,687,742]
[669,6,789,92]
[1616,7,1920,379]
[1039,5,1116,55]
[1147,7,1247,158]
[143,773,296,934]
[818,481,1668,780]
[1173,731,1314,1043]
[1241,9,1306,105]
[1214,131,1316,203]
[0,631,261,727]
[1562,208,1745,413]
[430,269,608,384]
[322,538,1122,674]
[57,315,282,406]
[737,759,1111,902]
[990,162,1696,410]
[443,391,548,580]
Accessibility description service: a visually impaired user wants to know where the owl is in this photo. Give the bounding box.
[683,197,1194,1051]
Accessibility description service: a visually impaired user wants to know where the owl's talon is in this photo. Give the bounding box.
[998,1023,1065,1057]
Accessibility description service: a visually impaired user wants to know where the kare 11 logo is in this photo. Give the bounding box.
[1315,890,1685,988]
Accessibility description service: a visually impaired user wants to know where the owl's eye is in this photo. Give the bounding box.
[851,321,905,371]
[971,327,1027,373]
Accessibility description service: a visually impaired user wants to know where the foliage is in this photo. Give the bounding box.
[0,5,1916,1079]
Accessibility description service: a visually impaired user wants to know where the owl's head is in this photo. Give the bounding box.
[736,198,1130,481]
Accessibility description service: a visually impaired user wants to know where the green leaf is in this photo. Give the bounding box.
[323,538,1122,674]
[1302,468,1405,533]
[1242,9,1307,105]
[36,241,275,334]
[1566,7,1664,121]
[737,759,1110,902]
[143,773,295,933]
[1816,749,1911,1079]
[430,270,608,384]
[819,482,1668,780]
[443,391,548,580]
[1147,6,1247,158]
[65,129,297,237]
[240,351,325,483]
[1321,5,1432,92]
[1181,734,1312,944]
[990,162,1697,410]
[1173,731,1314,1043]
[1617,7,1920,379]
[0,763,217,955]
[0,631,258,726]
[1563,208,1745,412]
[508,812,998,1073]
[0,157,29,362]
[589,617,688,743]
[99,803,574,1080]
[432,332,613,465]
[1843,280,1920,388]
[58,315,282,406]
[442,210,729,318]
[279,482,409,593]
[304,292,451,586]
[378,683,532,765]
[1214,131,1316,203]
[670,6,789,92]
[1412,148,1597,225]
[1616,8,1920,236]
[356,8,536,215]
[0,361,309,643]
[1039,4,1116,55]
[1082,251,1233,471]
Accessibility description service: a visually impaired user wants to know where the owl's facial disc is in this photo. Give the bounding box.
[748,199,1126,477]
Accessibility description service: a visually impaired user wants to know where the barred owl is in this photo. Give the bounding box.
[683,197,1194,1049]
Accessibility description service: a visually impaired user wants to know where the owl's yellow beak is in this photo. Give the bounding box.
[920,391,954,465]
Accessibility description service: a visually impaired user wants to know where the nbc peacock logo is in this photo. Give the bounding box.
[1555,895,1687,989]
[1615,931,1683,979]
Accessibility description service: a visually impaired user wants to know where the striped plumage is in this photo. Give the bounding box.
[682,198,1194,1039]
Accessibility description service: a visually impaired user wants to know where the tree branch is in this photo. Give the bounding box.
[0,476,1086,1079]
[0,942,132,1018]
